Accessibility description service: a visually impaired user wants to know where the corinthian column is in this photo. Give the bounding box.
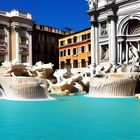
[5,26,10,61]
[28,31,32,66]
[15,29,20,62]
[126,41,129,64]
[108,15,116,64]
[91,17,99,65]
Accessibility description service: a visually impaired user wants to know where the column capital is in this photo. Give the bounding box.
[91,15,98,27]
[107,15,117,23]
[5,25,10,31]
[11,26,20,32]
[27,28,33,34]
[90,12,99,24]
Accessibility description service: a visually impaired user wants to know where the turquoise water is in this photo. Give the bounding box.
[0,95,140,140]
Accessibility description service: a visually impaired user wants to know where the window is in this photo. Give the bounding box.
[73,48,77,55]
[82,34,86,41]
[60,41,64,46]
[88,44,91,52]
[67,38,72,44]
[73,36,77,43]
[87,33,91,39]
[73,60,78,68]
[82,33,91,41]
[88,57,91,65]
[68,49,71,55]
[64,50,66,56]
[81,46,84,53]
[81,59,86,67]
[60,51,63,57]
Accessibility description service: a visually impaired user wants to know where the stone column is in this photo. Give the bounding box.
[15,29,20,62]
[108,15,116,64]
[28,31,32,66]
[5,26,10,61]
[91,23,95,64]
[117,42,120,63]
[126,41,129,64]
[119,42,123,64]
[138,41,140,52]
[91,19,99,65]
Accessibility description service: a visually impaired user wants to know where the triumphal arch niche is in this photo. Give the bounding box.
[87,0,140,66]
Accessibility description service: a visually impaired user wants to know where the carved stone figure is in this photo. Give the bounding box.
[101,22,107,35]
[87,0,98,10]
[101,46,109,61]
[129,45,140,64]
[53,69,63,83]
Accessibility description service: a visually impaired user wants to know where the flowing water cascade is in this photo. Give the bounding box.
[0,61,56,101]
[0,76,53,100]
[87,73,140,97]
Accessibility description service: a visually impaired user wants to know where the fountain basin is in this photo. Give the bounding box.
[88,73,139,97]
[0,76,48,100]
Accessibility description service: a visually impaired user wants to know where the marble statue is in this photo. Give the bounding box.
[100,22,107,36]
[101,46,109,61]
[129,45,140,64]
[53,69,63,83]
[87,0,98,10]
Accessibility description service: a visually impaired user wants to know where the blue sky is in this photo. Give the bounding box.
[0,0,90,32]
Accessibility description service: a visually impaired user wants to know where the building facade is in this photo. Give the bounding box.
[32,24,67,69]
[59,28,91,70]
[0,9,33,65]
[87,0,140,66]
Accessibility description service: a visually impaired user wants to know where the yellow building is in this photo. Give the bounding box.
[0,9,33,65]
[59,28,91,70]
